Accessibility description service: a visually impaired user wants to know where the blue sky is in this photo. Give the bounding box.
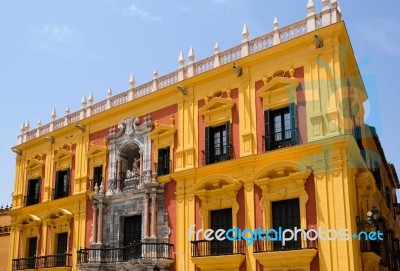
[0,0,399,206]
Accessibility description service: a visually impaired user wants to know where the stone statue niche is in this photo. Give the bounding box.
[119,142,143,190]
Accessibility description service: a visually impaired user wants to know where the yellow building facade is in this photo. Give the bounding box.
[8,1,400,271]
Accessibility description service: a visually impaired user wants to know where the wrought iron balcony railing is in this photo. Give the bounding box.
[25,193,40,206]
[155,160,172,176]
[53,184,70,200]
[77,242,174,264]
[263,128,298,151]
[202,144,233,165]
[12,254,72,270]
[190,239,245,257]
[253,230,317,253]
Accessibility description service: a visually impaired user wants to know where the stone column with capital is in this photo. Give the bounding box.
[144,195,150,239]
[150,194,157,238]
[97,204,103,244]
[91,204,98,244]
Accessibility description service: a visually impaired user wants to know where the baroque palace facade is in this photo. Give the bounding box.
[7,1,400,271]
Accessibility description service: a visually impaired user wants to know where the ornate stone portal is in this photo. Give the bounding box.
[79,116,173,271]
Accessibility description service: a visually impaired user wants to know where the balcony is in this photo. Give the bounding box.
[263,128,298,151]
[77,242,174,264]
[202,144,233,165]
[155,160,172,176]
[25,193,40,206]
[12,254,72,270]
[253,231,317,269]
[190,239,245,270]
[53,185,70,200]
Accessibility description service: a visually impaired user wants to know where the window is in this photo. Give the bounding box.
[54,232,68,267]
[123,215,142,260]
[54,169,70,199]
[385,186,391,208]
[272,198,301,250]
[92,166,103,190]
[204,122,231,165]
[157,147,170,176]
[210,208,232,255]
[26,178,40,206]
[27,237,37,269]
[264,104,298,151]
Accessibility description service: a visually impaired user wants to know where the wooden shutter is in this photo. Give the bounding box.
[225,121,231,158]
[35,178,40,202]
[264,110,271,151]
[289,103,298,145]
[205,127,211,165]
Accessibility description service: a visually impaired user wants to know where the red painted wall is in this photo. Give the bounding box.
[89,127,110,145]
[254,185,263,229]
[164,179,177,271]
[236,187,245,230]
[85,200,93,247]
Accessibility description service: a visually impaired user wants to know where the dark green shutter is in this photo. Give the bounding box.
[35,178,40,202]
[225,121,231,158]
[264,110,271,151]
[289,103,298,146]
[205,127,211,165]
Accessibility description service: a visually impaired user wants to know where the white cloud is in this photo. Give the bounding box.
[123,4,162,22]
[30,25,100,60]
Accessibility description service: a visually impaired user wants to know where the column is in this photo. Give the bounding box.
[150,194,157,238]
[144,195,150,238]
[41,222,48,256]
[116,159,122,192]
[91,204,98,244]
[97,204,103,244]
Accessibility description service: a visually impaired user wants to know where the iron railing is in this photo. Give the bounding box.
[190,239,245,257]
[202,144,233,165]
[77,242,174,264]
[25,193,40,206]
[53,184,70,200]
[253,230,317,253]
[263,129,297,151]
[12,254,72,270]
[155,160,172,176]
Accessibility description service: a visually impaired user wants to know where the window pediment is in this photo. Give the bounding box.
[53,145,74,162]
[199,97,235,117]
[26,156,45,170]
[257,73,300,111]
[148,122,176,140]
[87,143,108,158]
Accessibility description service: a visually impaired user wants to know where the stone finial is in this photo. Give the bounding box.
[129,73,135,88]
[65,106,70,115]
[37,119,42,127]
[153,69,158,79]
[214,42,220,54]
[307,0,315,15]
[81,96,87,108]
[242,24,249,42]
[322,0,330,11]
[88,92,94,105]
[178,52,185,68]
[20,123,25,133]
[51,108,57,120]
[107,87,112,98]
[99,181,104,194]
[273,17,279,30]
[169,115,175,126]
[26,121,30,131]
[188,47,195,63]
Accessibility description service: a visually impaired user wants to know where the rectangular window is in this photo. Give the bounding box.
[264,104,298,151]
[26,178,40,206]
[210,208,232,255]
[157,147,170,176]
[54,169,70,199]
[272,198,301,250]
[92,166,103,190]
[56,232,68,267]
[27,237,37,269]
[204,122,231,165]
[123,215,142,260]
